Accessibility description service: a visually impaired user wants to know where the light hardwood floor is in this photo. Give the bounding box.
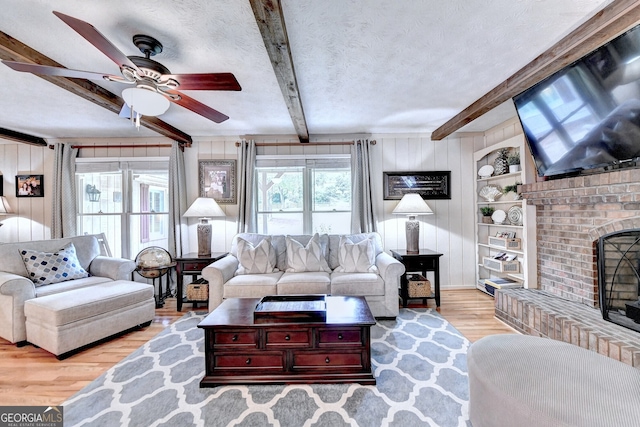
[0,288,516,406]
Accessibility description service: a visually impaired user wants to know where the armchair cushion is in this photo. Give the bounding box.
[20,243,89,286]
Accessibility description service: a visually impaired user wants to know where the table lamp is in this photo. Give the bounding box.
[392,193,433,254]
[0,196,13,228]
[184,197,225,256]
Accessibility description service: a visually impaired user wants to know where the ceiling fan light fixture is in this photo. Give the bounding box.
[122,87,170,117]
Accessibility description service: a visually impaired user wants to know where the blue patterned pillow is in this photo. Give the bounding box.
[20,243,90,286]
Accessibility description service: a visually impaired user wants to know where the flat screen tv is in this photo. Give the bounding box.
[513,23,640,178]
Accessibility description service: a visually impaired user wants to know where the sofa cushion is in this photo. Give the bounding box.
[277,271,331,294]
[35,276,114,297]
[328,233,383,270]
[285,234,331,273]
[331,272,385,296]
[223,272,283,298]
[20,243,90,286]
[334,236,378,273]
[236,236,277,275]
[24,281,153,326]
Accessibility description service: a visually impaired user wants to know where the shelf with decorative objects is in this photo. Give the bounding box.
[474,135,537,296]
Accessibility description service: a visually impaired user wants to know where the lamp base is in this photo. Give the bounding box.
[406,218,419,254]
[196,219,212,256]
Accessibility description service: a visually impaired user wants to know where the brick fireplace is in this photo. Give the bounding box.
[494,168,640,367]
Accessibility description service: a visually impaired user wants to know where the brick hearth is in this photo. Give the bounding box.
[497,168,640,368]
[495,288,640,367]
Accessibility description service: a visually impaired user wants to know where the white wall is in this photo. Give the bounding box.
[0,142,54,243]
[1,124,523,290]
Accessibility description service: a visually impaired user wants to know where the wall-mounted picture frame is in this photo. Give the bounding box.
[198,160,237,204]
[16,174,44,198]
[383,171,451,200]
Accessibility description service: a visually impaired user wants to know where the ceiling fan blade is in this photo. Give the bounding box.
[1,60,125,82]
[163,73,241,91]
[52,11,138,71]
[167,91,229,123]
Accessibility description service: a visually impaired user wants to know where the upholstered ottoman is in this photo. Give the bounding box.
[468,334,640,427]
[24,280,155,358]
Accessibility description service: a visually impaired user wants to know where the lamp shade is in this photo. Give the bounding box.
[122,87,171,117]
[184,197,225,219]
[0,196,13,215]
[392,194,433,216]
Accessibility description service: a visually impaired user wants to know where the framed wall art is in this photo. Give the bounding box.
[383,171,451,200]
[16,174,44,198]
[198,160,237,204]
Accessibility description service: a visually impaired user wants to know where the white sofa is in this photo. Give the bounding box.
[202,232,405,318]
[0,234,153,348]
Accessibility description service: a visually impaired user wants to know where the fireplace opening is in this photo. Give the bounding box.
[597,230,640,333]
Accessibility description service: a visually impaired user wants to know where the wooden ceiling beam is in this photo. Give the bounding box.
[250,0,310,143]
[0,127,47,146]
[0,30,192,146]
[431,0,640,140]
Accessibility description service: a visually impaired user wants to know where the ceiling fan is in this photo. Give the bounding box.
[1,10,241,125]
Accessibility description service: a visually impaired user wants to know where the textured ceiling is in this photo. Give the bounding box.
[0,0,610,141]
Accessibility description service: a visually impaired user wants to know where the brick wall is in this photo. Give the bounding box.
[520,168,640,307]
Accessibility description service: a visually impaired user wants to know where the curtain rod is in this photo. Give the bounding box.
[47,144,174,150]
[234,140,376,147]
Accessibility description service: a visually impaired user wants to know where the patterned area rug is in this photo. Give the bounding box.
[63,309,470,427]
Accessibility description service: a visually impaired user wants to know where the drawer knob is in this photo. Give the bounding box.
[338,333,343,340]
[325,357,330,364]
[245,358,251,365]
[285,335,290,341]
[232,335,238,342]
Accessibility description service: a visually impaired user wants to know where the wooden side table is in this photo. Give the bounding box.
[390,249,443,308]
[175,252,227,311]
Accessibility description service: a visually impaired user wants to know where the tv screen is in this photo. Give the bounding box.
[513,23,640,178]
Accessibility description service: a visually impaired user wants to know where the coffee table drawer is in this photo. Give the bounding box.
[266,329,310,347]
[213,330,258,347]
[292,351,363,369]
[213,352,284,370]
[318,328,362,346]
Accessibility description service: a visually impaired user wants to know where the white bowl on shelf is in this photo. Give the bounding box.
[491,209,506,225]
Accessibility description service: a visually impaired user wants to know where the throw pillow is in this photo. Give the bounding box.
[20,243,90,286]
[285,233,331,273]
[236,237,277,275]
[334,236,378,273]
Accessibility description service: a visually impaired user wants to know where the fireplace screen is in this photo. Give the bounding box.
[598,230,640,333]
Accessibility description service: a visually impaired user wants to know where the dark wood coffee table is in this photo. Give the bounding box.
[197,295,376,387]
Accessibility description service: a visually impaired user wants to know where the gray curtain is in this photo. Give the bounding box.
[52,143,78,238]
[168,142,189,258]
[351,139,377,233]
[237,139,257,233]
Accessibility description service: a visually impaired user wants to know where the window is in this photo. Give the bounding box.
[256,156,351,235]
[76,159,169,259]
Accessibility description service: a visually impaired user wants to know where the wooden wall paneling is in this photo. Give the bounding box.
[461,135,482,288]
[2,144,18,242]
[28,146,45,241]
[16,143,33,242]
[444,136,463,288]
